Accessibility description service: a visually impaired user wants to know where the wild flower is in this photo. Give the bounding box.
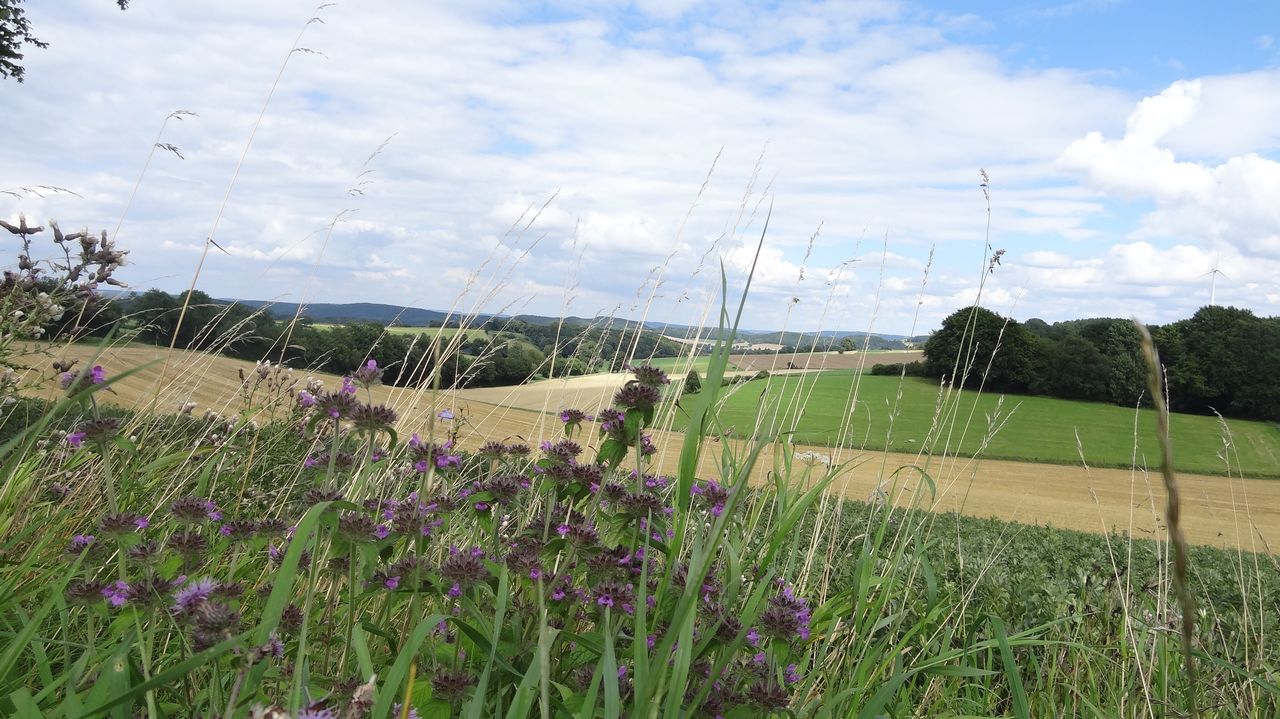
[437,408,455,421]
[614,381,661,410]
[351,358,383,388]
[170,496,221,523]
[336,512,379,542]
[66,534,95,553]
[58,364,106,393]
[127,540,162,564]
[65,580,106,606]
[431,667,476,703]
[172,577,217,616]
[627,363,670,387]
[101,580,130,608]
[99,512,148,536]
[440,547,489,592]
[219,519,258,541]
[168,530,209,557]
[75,417,122,444]
[349,402,397,432]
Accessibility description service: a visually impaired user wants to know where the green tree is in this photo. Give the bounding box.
[684,368,702,394]
[923,306,1035,391]
[2,0,128,82]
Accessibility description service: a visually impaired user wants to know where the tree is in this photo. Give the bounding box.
[684,368,702,394]
[2,0,127,82]
[923,306,1034,391]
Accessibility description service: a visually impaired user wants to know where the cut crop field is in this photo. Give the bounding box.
[729,350,923,373]
[670,371,1280,478]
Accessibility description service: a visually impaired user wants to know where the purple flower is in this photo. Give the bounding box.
[785,663,802,684]
[529,567,542,580]
[102,581,130,607]
[385,576,400,590]
[374,524,390,540]
[297,390,317,408]
[340,377,357,396]
[747,627,760,646]
[474,502,489,512]
[437,408,455,421]
[66,431,86,448]
[448,583,462,597]
[134,516,150,530]
[752,651,767,665]
[173,577,216,614]
[68,534,95,553]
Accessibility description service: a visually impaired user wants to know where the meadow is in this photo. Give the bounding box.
[672,369,1280,478]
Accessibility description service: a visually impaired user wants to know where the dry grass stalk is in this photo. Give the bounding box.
[1133,319,1200,718]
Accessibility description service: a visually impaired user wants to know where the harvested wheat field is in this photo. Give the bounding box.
[729,350,923,372]
[24,341,1280,552]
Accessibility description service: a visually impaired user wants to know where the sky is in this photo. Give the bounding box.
[3,0,1279,336]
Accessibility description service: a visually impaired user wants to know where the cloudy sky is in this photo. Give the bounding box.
[4,0,1279,335]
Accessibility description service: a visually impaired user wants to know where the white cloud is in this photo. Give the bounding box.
[1,1,1275,336]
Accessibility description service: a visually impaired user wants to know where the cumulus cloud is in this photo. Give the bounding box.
[1059,75,1280,312]
[1,1,1275,334]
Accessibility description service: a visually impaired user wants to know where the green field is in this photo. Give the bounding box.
[311,323,489,341]
[674,371,1280,477]
[641,355,739,373]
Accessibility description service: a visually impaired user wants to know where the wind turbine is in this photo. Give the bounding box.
[1204,257,1228,306]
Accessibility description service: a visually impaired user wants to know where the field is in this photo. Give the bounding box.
[729,349,923,372]
[638,355,739,374]
[21,342,1280,551]
[310,323,489,341]
[669,370,1280,478]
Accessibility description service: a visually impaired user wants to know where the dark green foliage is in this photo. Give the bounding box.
[924,305,1280,421]
[869,360,926,377]
[1,0,127,82]
[683,368,701,394]
[0,0,46,82]
[923,306,1036,391]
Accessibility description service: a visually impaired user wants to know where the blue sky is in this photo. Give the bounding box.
[3,0,1278,334]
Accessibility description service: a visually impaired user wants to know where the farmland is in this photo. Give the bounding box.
[310,323,489,342]
[19,341,1280,550]
[669,370,1280,478]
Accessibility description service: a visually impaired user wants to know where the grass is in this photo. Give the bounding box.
[672,370,1280,477]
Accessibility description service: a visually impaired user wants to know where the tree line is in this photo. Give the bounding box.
[67,289,682,388]
[915,305,1280,421]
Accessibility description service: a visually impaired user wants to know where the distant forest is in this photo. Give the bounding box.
[901,305,1280,422]
[63,289,685,388]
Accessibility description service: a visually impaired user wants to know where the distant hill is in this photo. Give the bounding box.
[221,297,916,343]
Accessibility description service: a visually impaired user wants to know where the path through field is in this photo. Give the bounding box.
[23,342,1280,552]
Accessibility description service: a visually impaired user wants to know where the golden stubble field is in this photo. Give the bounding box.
[20,341,1280,552]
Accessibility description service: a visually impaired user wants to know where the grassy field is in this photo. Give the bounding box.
[311,323,489,341]
[641,355,739,373]
[673,370,1280,477]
